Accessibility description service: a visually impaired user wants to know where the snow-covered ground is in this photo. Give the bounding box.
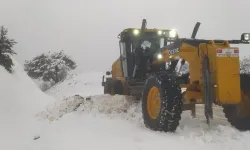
[35,94,250,150]
[3,61,250,150]
[0,59,55,150]
[35,70,250,150]
[45,71,104,100]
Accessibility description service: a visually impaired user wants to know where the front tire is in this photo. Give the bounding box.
[142,72,183,132]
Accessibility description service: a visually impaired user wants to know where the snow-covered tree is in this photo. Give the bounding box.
[240,56,250,74]
[24,50,76,84]
[0,26,17,73]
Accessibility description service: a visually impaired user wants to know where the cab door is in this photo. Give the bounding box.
[119,41,128,78]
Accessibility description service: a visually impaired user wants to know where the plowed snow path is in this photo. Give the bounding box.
[35,94,250,150]
[34,113,250,150]
[39,72,250,150]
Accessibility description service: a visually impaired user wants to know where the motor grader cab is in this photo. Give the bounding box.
[102,19,181,95]
[102,19,250,132]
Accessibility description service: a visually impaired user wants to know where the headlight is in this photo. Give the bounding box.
[157,30,163,35]
[133,29,139,35]
[241,33,250,41]
[169,29,177,38]
[244,33,250,41]
[157,53,163,59]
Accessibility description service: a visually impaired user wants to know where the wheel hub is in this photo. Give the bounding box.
[147,86,161,119]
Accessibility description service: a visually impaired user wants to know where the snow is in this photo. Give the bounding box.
[34,114,249,150]
[3,60,250,150]
[35,71,250,150]
[0,59,54,150]
[45,71,104,100]
[34,94,250,150]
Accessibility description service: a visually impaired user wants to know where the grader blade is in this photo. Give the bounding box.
[202,55,213,125]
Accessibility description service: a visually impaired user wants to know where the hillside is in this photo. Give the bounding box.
[0,59,54,150]
[45,71,104,100]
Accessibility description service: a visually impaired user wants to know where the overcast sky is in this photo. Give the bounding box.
[1,0,250,72]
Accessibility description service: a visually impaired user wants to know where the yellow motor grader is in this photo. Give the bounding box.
[101,19,250,132]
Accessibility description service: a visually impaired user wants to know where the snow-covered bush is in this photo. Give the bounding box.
[0,26,17,73]
[240,56,250,74]
[24,50,76,90]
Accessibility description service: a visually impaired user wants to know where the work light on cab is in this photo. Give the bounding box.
[133,29,140,35]
[241,33,250,41]
[157,53,163,59]
[169,29,177,38]
[157,30,163,35]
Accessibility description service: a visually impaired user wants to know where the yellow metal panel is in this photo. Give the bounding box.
[198,41,242,104]
[183,91,202,104]
[112,59,123,78]
[215,47,241,104]
[163,43,202,84]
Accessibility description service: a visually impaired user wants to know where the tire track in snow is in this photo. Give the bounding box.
[193,104,229,126]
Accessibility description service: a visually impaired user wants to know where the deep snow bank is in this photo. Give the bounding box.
[45,71,104,100]
[0,59,54,150]
[37,94,142,122]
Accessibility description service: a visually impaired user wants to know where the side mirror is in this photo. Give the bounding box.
[106,71,111,75]
[101,75,105,86]
[241,33,250,41]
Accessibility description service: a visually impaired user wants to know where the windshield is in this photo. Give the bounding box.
[140,37,165,51]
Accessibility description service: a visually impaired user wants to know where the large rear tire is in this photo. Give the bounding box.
[222,104,250,131]
[142,71,183,132]
[222,74,250,131]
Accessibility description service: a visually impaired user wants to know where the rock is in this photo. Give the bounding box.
[33,135,40,140]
